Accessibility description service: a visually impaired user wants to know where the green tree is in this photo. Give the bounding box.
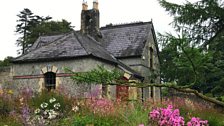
[16,8,52,54]
[158,0,224,97]
[28,19,73,44]
[16,8,73,54]
[159,0,224,45]
[0,57,13,67]
[159,33,212,91]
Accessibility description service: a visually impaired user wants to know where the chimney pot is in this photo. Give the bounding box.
[93,0,98,10]
[82,0,88,10]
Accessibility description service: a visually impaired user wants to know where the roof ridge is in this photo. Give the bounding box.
[73,32,91,55]
[37,32,72,48]
[86,35,116,57]
[13,32,73,61]
[29,32,72,52]
[101,21,152,30]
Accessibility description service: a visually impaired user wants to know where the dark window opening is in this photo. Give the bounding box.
[151,87,154,98]
[150,80,154,98]
[150,47,153,68]
[44,72,56,91]
[102,85,108,97]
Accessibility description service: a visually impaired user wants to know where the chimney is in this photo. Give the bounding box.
[93,0,98,10]
[81,0,101,40]
[82,0,88,10]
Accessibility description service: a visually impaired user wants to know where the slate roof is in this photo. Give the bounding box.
[13,32,119,64]
[12,22,155,79]
[14,22,152,61]
[100,22,152,57]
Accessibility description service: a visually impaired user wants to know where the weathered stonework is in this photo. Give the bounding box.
[12,57,116,97]
[0,67,13,88]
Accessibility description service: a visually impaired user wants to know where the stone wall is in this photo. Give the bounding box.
[0,67,13,88]
[141,26,161,101]
[167,89,224,112]
[12,57,116,97]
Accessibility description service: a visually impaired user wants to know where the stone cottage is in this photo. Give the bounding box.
[11,0,161,101]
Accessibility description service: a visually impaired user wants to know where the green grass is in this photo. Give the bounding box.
[0,117,23,126]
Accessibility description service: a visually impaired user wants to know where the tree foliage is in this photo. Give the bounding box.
[16,8,73,54]
[0,57,13,68]
[65,66,122,84]
[159,0,224,45]
[16,8,51,54]
[28,19,73,48]
[66,65,224,107]
[158,0,224,97]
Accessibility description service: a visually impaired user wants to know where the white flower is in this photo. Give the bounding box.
[49,98,56,103]
[40,102,48,109]
[48,114,57,119]
[35,108,40,114]
[37,115,43,121]
[49,109,55,114]
[54,103,60,110]
[72,106,79,112]
[48,109,58,119]
[43,110,48,115]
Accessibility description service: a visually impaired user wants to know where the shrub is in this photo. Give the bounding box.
[149,105,209,126]
[28,90,72,115]
[149,105,185,126]
[0,88,15,118]
[187,117,208,126]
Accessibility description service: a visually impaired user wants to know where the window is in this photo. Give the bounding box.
[44,72,56,91]
[149,47,153,68]
[102,85,108,97]
[150,80,154,98]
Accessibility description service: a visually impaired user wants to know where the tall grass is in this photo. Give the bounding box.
[1,86,224,126]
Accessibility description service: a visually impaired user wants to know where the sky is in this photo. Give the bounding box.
[0,0,198,60]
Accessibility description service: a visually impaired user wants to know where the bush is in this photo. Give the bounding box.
[149,105,209,126]
[0,89,14,118]
[28,90,72,115]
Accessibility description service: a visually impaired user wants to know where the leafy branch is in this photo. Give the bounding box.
[64,65,122,84]
[65,66,224,107]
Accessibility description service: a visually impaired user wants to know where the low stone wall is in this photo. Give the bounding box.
[0,67,13,88]
[166,89,224,112]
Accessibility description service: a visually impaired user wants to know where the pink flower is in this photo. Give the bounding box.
[149,105,185,126]
[187,117,208,126]
[138,124,144,126]
[149,105,208,126]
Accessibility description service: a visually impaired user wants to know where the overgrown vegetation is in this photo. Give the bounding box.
[158,0,224,100]
[0,56,13,68]
[64,65,122,84]
[1,86,224,126]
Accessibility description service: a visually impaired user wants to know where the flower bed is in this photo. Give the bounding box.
[1,87,224,126]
